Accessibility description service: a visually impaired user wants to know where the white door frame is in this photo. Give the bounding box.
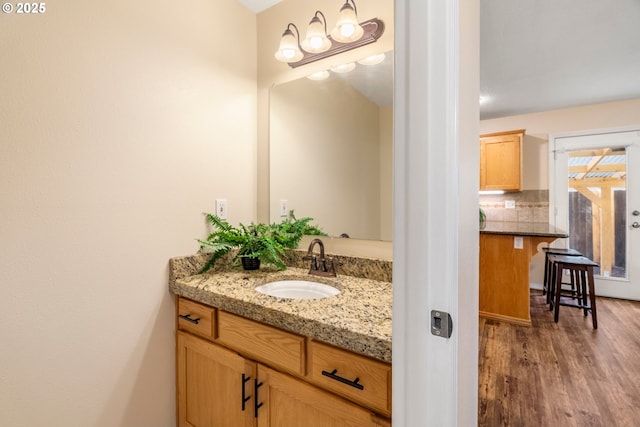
[549,125,640,300]
[393,0,479,425]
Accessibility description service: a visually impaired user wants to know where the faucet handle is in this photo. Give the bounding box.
[319,256,337,277]
[303,254,318,270]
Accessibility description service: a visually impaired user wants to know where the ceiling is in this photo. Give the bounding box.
[240,0,640,120]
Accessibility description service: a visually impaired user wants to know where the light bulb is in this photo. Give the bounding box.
[309,36,323,50]
[358,53,386,65]
[340,24,355,38]
[307,70,330,80]
[330,62,356,73]
[301,11,331,53]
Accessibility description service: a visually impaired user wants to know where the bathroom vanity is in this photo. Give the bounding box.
[169,252,392,426]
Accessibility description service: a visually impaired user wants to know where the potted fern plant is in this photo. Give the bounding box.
[197,212,324,273]
[479,207,487,229]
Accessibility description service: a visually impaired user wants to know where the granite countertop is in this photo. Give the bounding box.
[480,221,568,238]
[170,266,392,363]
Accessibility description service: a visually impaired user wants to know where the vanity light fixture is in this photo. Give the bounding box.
[301,11,332,54]
[274,0,384,69]
[274,23,304,63]
[306,70,331,81]
[330,62,356,73]
[357,52,386,65]
[479,95,492,105]
[330,0,364,43]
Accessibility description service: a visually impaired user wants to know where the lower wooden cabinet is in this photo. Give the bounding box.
[175,297,392,427]
[177,331,255,427]
[257,365,380,427]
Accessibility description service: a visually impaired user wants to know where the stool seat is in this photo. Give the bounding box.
[547,254,599,329]
[542,247,582,256]
[542,247,582,304]
[549,255,598,267]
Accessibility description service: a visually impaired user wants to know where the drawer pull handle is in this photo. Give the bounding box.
[254,379,264,418]
[178,313,200,324]
[241,373,251,411]
[321,369,364,390]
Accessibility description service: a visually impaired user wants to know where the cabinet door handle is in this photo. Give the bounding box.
[321,369,364,390]
[178,313,200,324]
[254,379,264,418]
[241,373,251,411]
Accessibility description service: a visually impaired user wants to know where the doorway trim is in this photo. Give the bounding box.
[393,0,479,425]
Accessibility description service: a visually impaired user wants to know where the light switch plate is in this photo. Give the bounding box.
[279,199,288,217]
[215,198,227,219]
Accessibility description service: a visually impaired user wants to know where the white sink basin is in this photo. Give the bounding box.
[255,280,340,300]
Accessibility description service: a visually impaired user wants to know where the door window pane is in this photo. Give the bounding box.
[567,147,627,278]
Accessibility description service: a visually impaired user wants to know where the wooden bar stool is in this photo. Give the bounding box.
[542,247,582,305]
[548,254,599,329]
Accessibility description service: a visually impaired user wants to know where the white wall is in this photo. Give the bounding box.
[0,1,257,426]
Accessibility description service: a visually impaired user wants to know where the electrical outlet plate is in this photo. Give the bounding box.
[505,200,516,209]
[514,236,524,249]
[215,199,227,219]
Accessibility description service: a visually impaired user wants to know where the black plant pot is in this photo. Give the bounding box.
[241,256,261,271]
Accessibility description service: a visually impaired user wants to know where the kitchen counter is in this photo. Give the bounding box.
[170,265,392,363]
[479,222,568,325]
[481,221,569,238]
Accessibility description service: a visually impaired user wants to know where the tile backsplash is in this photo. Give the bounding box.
[480,190,549,223]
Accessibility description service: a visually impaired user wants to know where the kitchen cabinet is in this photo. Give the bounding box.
[175,297,391,427]
[480,129,525,191]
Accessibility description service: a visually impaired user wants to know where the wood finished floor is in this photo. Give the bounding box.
[479,290,640,427]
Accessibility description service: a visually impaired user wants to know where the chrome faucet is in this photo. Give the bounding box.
[302,238,337,277]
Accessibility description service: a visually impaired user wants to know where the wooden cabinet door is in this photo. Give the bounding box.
[177,331,256,427]
[256,365,378,427]
[480,129,524,191]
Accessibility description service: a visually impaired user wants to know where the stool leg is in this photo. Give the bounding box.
[579,269,588,316]
[543,253,549,297]
[549,260,556,310]
[587,267,598,329]
[554,263,563,323]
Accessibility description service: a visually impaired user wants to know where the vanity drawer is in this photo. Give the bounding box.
[217,311,306,376]
[309,340,391,416]
[176,297,215,340]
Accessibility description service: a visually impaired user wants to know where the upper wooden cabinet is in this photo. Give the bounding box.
[480,129,525,191]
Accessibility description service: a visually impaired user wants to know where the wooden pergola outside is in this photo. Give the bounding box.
[568,147,627,276]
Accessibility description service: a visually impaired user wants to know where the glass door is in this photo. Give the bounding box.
[552,128,640,300]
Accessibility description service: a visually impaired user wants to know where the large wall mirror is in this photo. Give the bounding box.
[269,51,393,241]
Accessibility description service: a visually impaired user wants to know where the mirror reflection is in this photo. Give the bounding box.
[269,51,393,241]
